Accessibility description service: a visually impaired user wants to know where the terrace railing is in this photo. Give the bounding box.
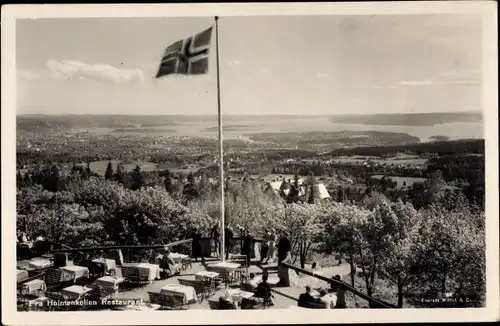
[280,262,397,309]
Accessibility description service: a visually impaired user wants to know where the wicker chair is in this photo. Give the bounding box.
[148,291,188,310]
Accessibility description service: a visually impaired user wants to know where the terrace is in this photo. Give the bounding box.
[17,239,396,311]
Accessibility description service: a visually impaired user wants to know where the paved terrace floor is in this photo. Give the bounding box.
[18,256,352,310]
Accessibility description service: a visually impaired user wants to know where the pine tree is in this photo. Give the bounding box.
[114,162,127,185]
[164,175,174,194]
[287,174,301,203]
[130,165,145,190]
[17,171,24,188]
[187,172,195,185]
[104,161,114,180]
[308,182,319,204]
[48,165,61,192]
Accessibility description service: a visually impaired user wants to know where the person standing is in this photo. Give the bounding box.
[239,226,245,255]
[210,224,220,258]
[277,232,291,263]
[242,230,253,267]
[267,229,277,263]
[191,228,204,262]
[333,275,346,308]
[260,231,270,264]
[224,225,234,260]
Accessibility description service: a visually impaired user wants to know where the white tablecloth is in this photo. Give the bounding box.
[160,284,197,304]
[135,263,161,281]
[195,271,219,280]
[60,266,90,282]
[29,259,51,270]
[95,276,124,288]
[61,285,92,300]
[211,262,241,271]
[92,258,117,272]
[168,253,189,264]
[22,279,47,294]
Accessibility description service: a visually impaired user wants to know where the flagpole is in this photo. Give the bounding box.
[215,16,225,262]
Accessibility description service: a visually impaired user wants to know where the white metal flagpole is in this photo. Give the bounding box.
[215,16,225,262]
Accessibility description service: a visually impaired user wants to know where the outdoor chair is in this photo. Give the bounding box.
[253,285,274,309]
[44,268,63,290]
[122,266,150,285]
[87,283,118,300]
[234,267,248,284]
[181,257,193,270]
[241,282,257,293]
[241,297,259,309]
[148,291,188,310]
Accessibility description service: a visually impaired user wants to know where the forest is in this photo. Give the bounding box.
[16,154,486,308]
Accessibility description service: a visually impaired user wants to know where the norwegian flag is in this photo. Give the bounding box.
[156,27,213,78]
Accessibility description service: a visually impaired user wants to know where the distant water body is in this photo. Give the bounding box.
[74,121,484,142]
[326,122,484,142]
[219,121,484,142]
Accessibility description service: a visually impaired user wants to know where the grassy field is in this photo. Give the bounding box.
[371,175,427,188]
[89,160,160,175]
[330,155,428,166]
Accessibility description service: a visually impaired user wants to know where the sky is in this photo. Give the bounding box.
[16,14,483,115]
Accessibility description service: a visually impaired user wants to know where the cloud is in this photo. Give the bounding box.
[260,67,271,74]
[399,79,435,86]
[46,60,144,83]
[316,73,329,79]
[228,59,241,67]
[436,69,481,83]
[375,68,481,89]
[17,70,41,81]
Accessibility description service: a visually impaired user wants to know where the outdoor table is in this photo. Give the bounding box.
[95,276,125,288]
[61,285,92,300]
[22,279,47,295]
[195,271,219,280]
[226,288,255,303]
[168,253,189,264]
[91,258,117,273]
[17,269,29,282]
[28,259,52,270]
[60,266,90,282]
[160,284,197,304]
[195,270,219,291]
[135,263,161,281]
[210,262,241,272]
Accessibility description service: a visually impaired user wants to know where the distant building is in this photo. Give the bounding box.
[264,178,330,200]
